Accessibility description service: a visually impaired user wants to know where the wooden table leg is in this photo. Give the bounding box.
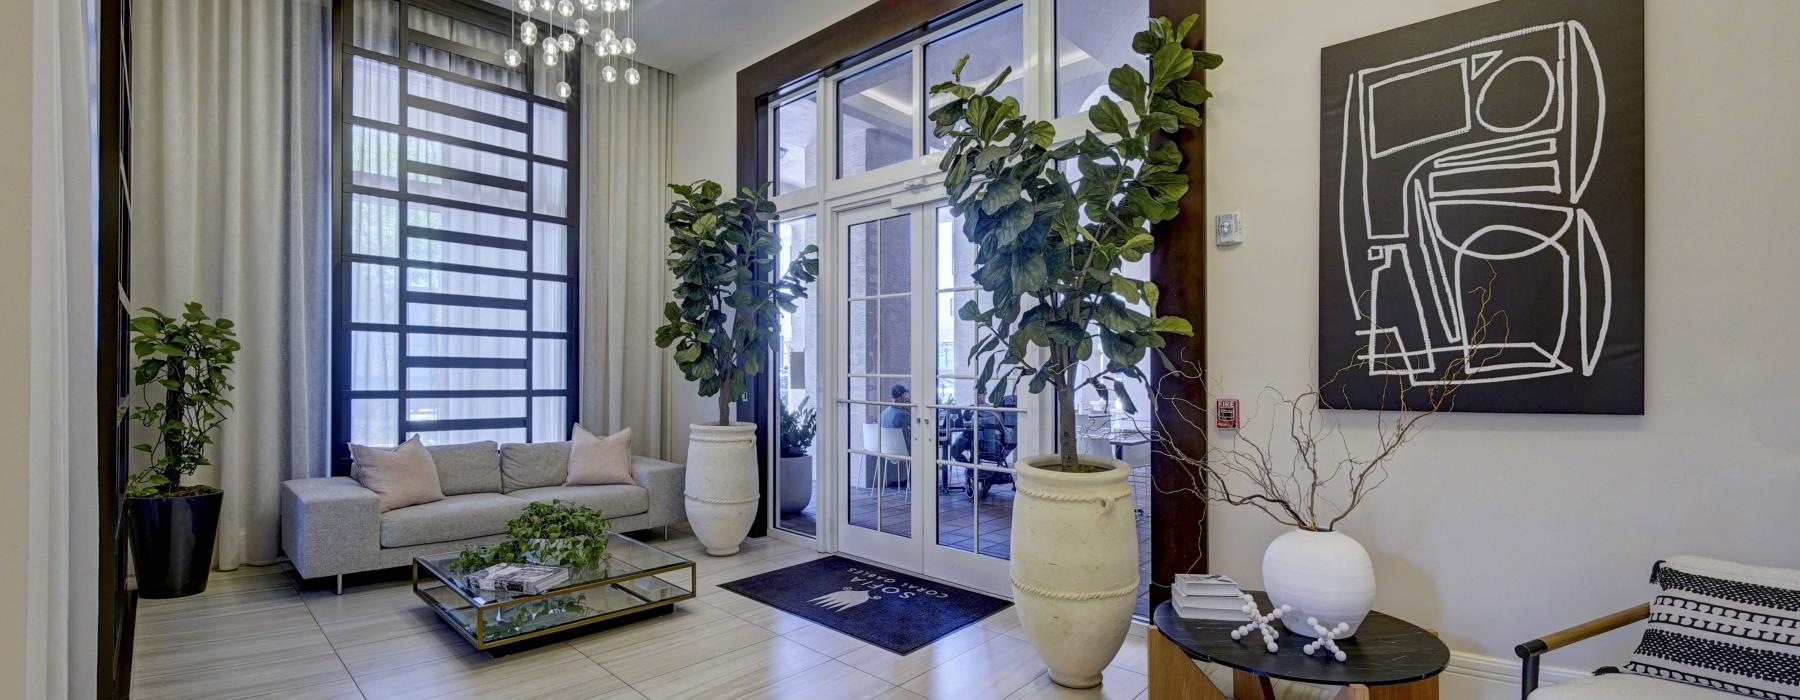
[1148,628,1226,700]
[1232,669,1276,700]
[1334,676,1439,700]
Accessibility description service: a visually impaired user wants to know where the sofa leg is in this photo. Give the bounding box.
[663,526,670,540]
[335,574,343,596]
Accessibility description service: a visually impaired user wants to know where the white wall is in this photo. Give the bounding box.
[662,0,875,460]
[1204,0,1800,694]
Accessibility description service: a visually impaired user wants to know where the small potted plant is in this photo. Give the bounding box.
[654,181,819,555]
[929,15,1217,688]
[122,303,240,598]
[454,500,613,573]
[776,395,816,515]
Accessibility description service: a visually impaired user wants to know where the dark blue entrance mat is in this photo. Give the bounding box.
[717,555,1011,654]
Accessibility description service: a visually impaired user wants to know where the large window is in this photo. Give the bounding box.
[334,0,579,469]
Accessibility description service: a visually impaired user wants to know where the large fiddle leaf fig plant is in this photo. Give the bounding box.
[930,15,1218,472]
[654,180,820,426]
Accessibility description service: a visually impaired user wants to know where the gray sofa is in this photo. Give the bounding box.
[281,440,685,591]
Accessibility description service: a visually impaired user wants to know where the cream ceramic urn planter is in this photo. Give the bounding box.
[1010,453,1137,689]
[1262,528,1376,638]
[684,422,760,556]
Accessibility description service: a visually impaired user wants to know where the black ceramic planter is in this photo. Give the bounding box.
[127,490,223,599]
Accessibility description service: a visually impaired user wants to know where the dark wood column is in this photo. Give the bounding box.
[1147,0,1210,610]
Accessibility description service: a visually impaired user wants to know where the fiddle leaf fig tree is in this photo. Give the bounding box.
[655,180,820,426]
[123,302,240,497]
[929,15,1219,472]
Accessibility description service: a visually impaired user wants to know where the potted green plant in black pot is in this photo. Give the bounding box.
[776,395,816,515]
[123,302,239,598]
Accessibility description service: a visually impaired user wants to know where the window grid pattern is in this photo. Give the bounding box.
[334,0,579,471]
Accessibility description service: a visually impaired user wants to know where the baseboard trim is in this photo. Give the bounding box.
[1445,649,1591,689]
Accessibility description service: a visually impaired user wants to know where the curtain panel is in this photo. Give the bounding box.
[580,56,675,458]
[130,0,331,569]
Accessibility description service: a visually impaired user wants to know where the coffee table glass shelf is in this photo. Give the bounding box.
[412,533,696,650]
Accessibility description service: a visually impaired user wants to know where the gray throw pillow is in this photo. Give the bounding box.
[499,441,572,492]
[426,440,502,495]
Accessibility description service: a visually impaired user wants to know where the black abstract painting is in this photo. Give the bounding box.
[1319,0,1645,414]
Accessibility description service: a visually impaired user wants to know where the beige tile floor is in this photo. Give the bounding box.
[130,526,1153,700]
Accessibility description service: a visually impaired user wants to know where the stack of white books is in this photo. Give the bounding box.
[1171,574,1248,621]
[464,563,570,596]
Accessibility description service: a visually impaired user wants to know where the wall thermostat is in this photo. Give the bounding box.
[1215,212,1243,247]
[1215,399,1240,430]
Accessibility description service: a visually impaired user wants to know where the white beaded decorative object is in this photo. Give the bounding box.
[1301,617,1350,662]
[1228,593,1291,653]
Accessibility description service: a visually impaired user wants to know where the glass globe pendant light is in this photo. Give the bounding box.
[557,33,576,52]
[557,81,573,99]
[517,0,533,11]
[602,0,617,12]
[503,48,522,67]
[624,67,640,85]
[556,0,575,18]
[543,45,558,67]
[617,0,630,10]
[621,37,636,55]
[574,18,589,37]
[602,65,617,83]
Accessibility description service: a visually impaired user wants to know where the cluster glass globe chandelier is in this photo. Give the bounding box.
[503,0,642,94]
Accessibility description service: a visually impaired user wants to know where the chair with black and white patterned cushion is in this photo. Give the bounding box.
[1517,556,1800,700]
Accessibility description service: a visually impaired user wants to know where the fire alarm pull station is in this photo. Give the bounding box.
[1215,399,1240,430]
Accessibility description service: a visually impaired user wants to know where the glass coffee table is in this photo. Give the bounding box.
[412,533,696,651]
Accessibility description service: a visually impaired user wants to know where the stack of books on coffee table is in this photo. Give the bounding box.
[464,563,570,596]
[1171,574,1249,621]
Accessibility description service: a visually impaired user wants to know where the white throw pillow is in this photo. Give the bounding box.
[349,435,445,512]
[564,425,634,487]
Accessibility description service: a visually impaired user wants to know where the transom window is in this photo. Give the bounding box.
[334,0,579,470]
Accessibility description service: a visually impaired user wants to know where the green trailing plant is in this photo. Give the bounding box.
[123,303,241,498]
[928,15,1219,472]
[778,395,817,458]
[453,501,613,572]
[654,180,820,426]
[480,593,594,640]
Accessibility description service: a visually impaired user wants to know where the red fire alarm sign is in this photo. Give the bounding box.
[1215,399,1240,430]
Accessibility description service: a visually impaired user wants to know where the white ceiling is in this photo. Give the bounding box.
[479,0,850,75]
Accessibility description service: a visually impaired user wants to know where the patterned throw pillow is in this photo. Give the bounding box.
[1624,556,1800,699]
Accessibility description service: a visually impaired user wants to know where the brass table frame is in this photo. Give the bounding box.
[411,539,698,651]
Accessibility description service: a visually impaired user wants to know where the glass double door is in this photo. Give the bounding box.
[835,201,1032,596]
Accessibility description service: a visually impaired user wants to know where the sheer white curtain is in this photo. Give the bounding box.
[27,0,98,695]
[580,57,674,457]
[130,0,331,568]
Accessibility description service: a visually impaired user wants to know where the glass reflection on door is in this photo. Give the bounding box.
[774,216,820,537]
[845,213,913,538]
[931,206,1017,560]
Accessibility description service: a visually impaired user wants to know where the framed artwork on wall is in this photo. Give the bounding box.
[1318,0,1645,414]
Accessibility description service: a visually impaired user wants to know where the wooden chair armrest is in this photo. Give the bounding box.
[1515,603,1649,658]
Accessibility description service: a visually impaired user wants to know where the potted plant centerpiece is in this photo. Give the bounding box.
[776,395,816,515]
[928,15,1218,688]
[655,181,819,556]
[122,303,241,598]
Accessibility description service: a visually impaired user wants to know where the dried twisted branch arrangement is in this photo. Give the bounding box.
[1149,279,1506,531]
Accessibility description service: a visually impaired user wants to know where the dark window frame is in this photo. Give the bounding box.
[330,0,582,474]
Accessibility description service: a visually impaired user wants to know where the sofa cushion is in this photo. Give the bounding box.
[350,436,445,512]
[1531,672,1743,699]
[499,441,572,492]
[426,441,502,496]
[379,493,526,548]
[506,485,649,518]
[566,425,634,486]
[1623,556,1800,699]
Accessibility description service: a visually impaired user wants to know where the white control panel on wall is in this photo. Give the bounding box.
[1216,212,1243,247]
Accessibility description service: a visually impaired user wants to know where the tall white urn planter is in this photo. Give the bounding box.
[1010,453,1137,689]
[1262,529,1376,638]
[684,422,760,556]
